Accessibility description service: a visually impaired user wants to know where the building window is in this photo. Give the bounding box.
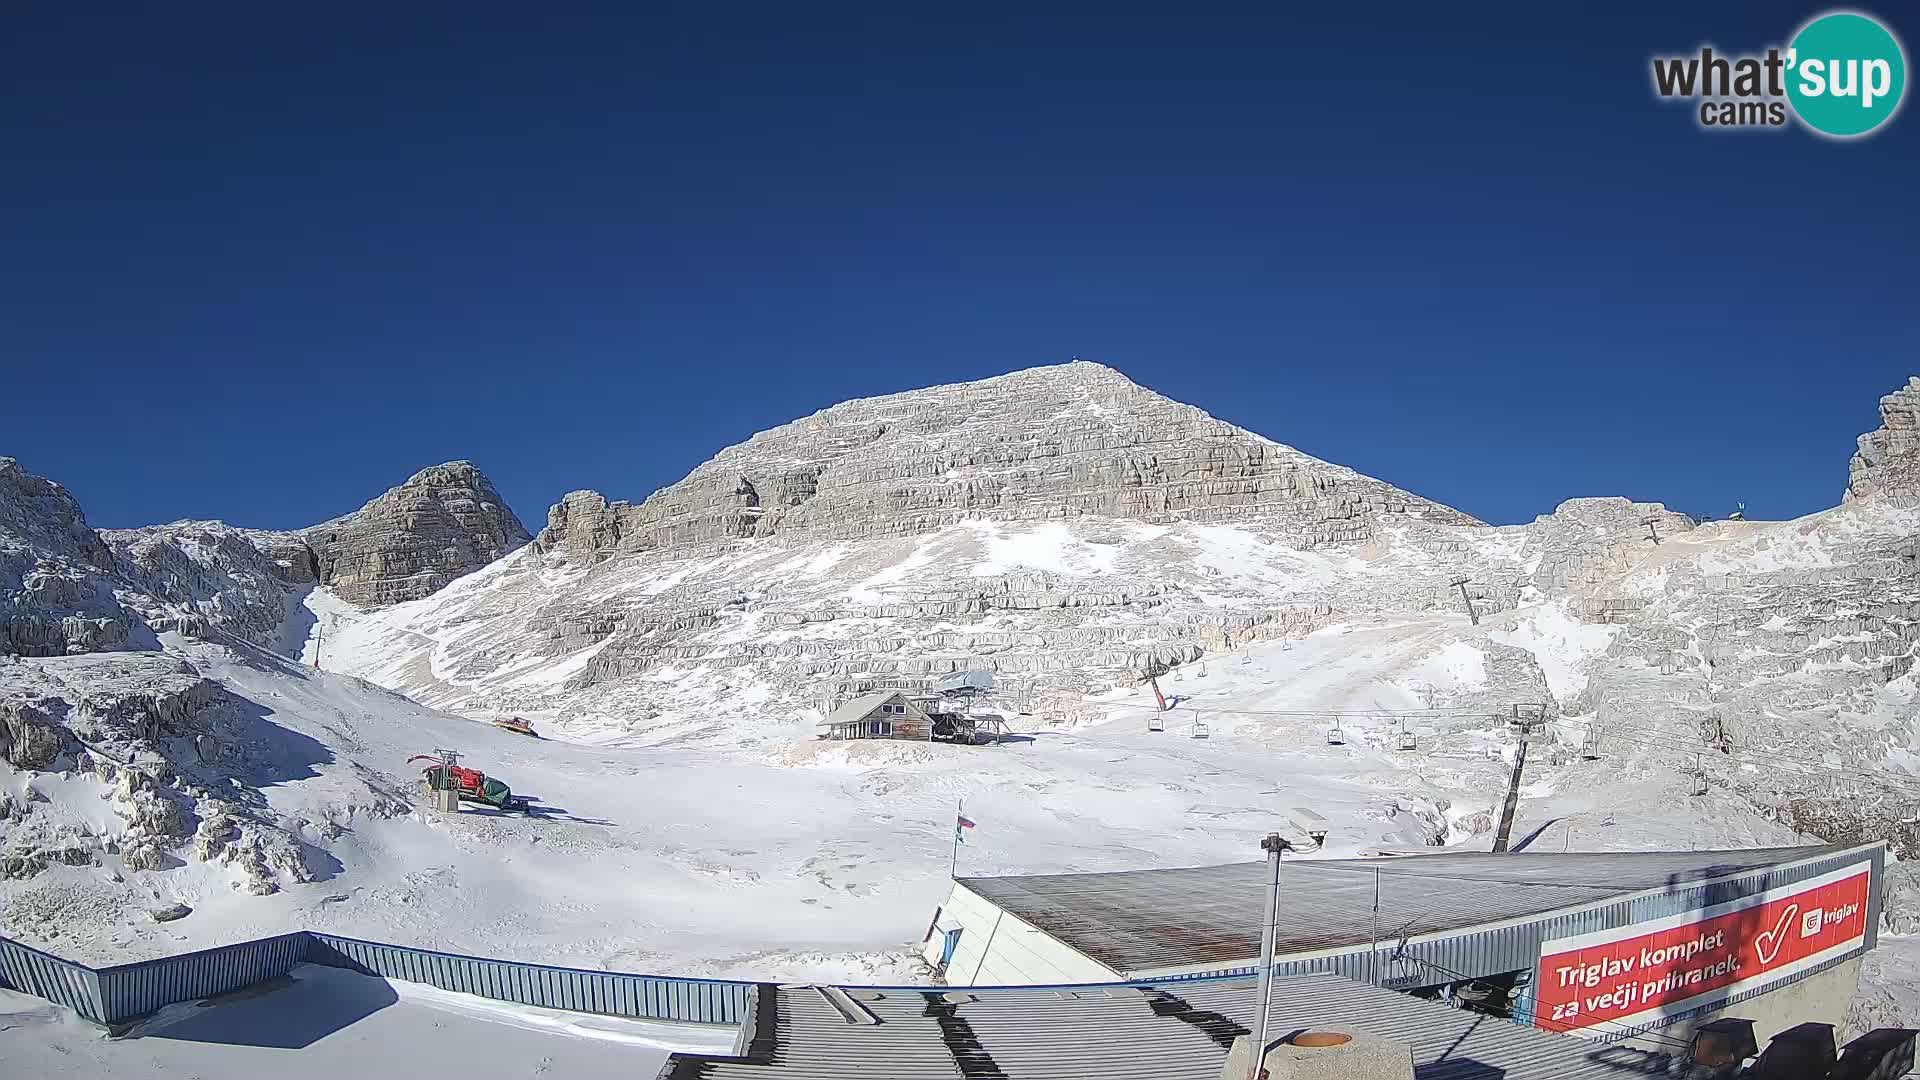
[868,719,892,737]
[885,703,905,714]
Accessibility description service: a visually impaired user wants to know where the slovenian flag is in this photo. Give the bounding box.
[955,813,977,842]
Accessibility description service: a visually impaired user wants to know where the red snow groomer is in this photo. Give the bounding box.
[410,751,530,812]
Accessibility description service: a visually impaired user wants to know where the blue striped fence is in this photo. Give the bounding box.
[0,933,106,1023]
[305,932,755,1024]
[93,931,310,1023]
[2,928,756,1027]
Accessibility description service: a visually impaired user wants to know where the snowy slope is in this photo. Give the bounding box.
[8,625,1563,978]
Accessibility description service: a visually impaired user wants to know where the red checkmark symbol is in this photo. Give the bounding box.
[1754,904,1799,965]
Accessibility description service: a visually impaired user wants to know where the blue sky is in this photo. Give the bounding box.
[2,2,1912,530]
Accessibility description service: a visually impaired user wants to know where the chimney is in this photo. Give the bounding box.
[1220,1028,1415,1080]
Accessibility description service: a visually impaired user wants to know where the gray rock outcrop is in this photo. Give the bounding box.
[106,521,317,648]
[0,458,136,657]
[533,361,1480,564]
[1848,377,1920,504]
[306,461,531,607]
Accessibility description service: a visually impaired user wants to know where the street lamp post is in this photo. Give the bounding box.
[1250,828,1327,1080]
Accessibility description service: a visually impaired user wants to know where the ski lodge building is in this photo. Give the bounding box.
[817,689,933,740]
[921,843,1884,1046]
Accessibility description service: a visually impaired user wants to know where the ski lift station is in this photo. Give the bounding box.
[816,672,1010,745]
[921,843,1885,1050]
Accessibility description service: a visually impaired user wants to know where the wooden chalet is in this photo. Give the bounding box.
[818,690,933,741]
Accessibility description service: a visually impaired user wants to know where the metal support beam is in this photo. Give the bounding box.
[1491,707,1544,853]
[1449,576,1479,626]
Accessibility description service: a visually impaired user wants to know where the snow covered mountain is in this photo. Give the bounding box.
[1,363,1917,1009]
[317,361,1522,743]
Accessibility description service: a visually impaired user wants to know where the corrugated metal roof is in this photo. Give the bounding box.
[660,973,1671,1079]
[957,845,1847,974]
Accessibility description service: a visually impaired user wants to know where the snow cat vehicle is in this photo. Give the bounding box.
[490,716,540,738]
[408,754,531,811]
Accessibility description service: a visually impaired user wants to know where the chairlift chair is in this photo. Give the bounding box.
[1189,713,1210,740]
[1147,711,1165,733]
[1396,724,1418,751]
[1327,720,1345,746]
[1689,755,1709,797]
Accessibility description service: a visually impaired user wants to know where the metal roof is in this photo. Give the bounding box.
[659,972,1671,1079]
[821,690,907,727]
[957,845,1848,975]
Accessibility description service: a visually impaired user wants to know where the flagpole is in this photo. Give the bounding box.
[951,798,962,878]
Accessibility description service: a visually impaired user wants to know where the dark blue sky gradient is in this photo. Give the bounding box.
[2,2,1913,530]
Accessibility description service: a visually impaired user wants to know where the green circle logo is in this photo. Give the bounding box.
[1786,11,1907,137]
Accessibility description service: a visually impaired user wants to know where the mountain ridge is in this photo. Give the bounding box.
[532,359,1482,569]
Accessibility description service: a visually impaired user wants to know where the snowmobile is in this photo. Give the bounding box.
[408,755,532,811]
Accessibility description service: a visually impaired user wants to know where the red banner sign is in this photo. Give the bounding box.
[1534,861,1871,1035]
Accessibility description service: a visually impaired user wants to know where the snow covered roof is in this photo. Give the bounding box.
[658,972,1670,1080]
[957,845,1857,976]
[820,690,909,727]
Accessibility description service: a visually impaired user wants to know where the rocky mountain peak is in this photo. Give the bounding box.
[0,457,131,655]
[1847,376,1920,504]
[0,458,114,573]
[305,460,531,608]
[533,361,1480,565]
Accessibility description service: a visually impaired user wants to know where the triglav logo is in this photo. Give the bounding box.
[1651,9,1907,137]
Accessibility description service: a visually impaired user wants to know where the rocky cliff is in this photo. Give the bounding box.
[0,458,135,656]
[3,458,526,661]
[306,461,530,607]
[533,361,1481,565]
[1848,377,1920,504]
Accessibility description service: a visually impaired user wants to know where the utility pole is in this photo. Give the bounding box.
[1490,705,1545,853]
[312,619,324,670]
[1250,828,1327,1080]
[1642,516,1662,545]
[1448,576,1479,626]
[950,798,965,878]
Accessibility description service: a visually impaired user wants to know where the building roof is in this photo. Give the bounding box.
[957,845,1849,975]
[820,690,906,727]
[658,972,1671,1080]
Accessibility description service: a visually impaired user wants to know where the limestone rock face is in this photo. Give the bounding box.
[306,461,531,607]
[1522,497,1695,598]
[0,458,136,656]
[1848,377,1920,504]
[534,361,1480,563]
[0,699,66,769]
[106,521,316,648]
